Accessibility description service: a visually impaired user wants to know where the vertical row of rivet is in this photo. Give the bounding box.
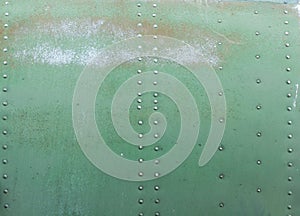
[283,8,293,215]
[2,0,10,210]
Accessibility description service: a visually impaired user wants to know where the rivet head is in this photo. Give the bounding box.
[138,199,144,204]
[154,133,159,138]
[284,10,288,14]
[287,148,293,153]
[155,199,160,204]
[2,145,8,150]
[286,67,291,72]
[2,130,8,135]
[2,101,8,106]
[3,74,8,79]
[3,35,8,40]
[137,23,142,27]
[138,145,143,150]
[152,13,156,17]
[219,173,224,179]
[256,105,262,110]
[153,92,159,97]
[138,158,144,163]
[288,191,293,195]
[153,120,158,125]
[285,43,290,47]
[287,93,292,98]
[154,146,159,151]
[137,3,141,7]
[154,185,160,190]
[4,24,8,28]
[3,189,8,194]
[137,80,142,85]
[3,174,8,179]
[153,106,158,111]
[285,31,289,35]
[137,12,142,17]
[257,188,261,193]
[287,134,293,139]
[138,133,143,138]
[256,132,262,137]
[3,61,8,65]
[3,88,8,92]
[155,212,160,216]
[4,12,9,16]
[137,105,142,110]
[138,172,144,177]
[219,202,224,208]
[254,10,258,14]
[153,70,158,75]
[287,205,292,210]
[288,176,292,181]
[153,35,158,39]
[153,3,157,7]
[153,99,158,104]
[4,204,9,209]
[153,81,158,85]
[138,120,143,125]
[153,24,158,28]
[138,213,144,216]
[286,80,291,85]
[287,106,292,111]
[3,48,8,52]
[284,21,289,24]
[137,98,142,103]
[286,55,290,59]
[255,55,260,59]
[287,120,292,125]
[137,34,142,38]
[154,172,160,177]
[137,69,142,74]
[219,66,223,70]
[256,79,261,84]
[218,145,224,151]
[257,160,262,165]
[255,31,260,35]
[287,162,293,167]
[217,19,222,23]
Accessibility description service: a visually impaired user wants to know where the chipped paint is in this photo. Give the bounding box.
[293,83,299,108]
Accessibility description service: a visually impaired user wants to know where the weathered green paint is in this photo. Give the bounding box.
[0,0,300,215]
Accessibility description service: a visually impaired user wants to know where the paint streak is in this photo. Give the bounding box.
[293,83,299,108]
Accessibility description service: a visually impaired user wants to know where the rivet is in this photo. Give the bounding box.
[287,106,292,111]
[3,87,8,92]
[137,98,142,103]
[137,105,142,110]
[2,159,7,164]
[138,45,142,49]
[218,42,222,45]
[3,74,8,79]
[153,99,158,104]
[138,199,144,204]
[219,66,223,70]
[139,213,144,216]
[256,79,261,84]
[154,59,158,63]
[286,67,291,72]
[5,2,9,5]
[154,134,159,138]
[219,173,224,179]
[3,174,8,179]
[3,36,8,40]
[154,70,158,75]
[286,80,291,85]
[152,13,156,17]
[217,19,222,23]
[286,55,290,59]
[3,130,8,135]
[137,12,142,17]
[219,118,225,123]
[254,10,258,14]
[137,34,142,38]
[288,176,292,181]
[287,205,292,210]
[284,21,289,24]
[155,212,160,216]
[255,31,260,35]
[154,185,160,190]
[257,188,261,193]
[154,159,160,164]
[287,93,292,98]
[256,132,262,137]
[2,115,8,120]
[2,145,8,150]
[256,105,262,110]
[155,199,160,204]
[287,134,293,139]
[138,120,143,125]
[138,57,142,61]
[138,158,144,163]
[257,160,262,165]
[137,23,142,27]
[218,91,223,96]
[153,35,158,39]
[4,12,9,16]
[153,24,158,28]
[153,92,158,97]
[154,172,160,177]
[153,47,158,51]
[4,204,9,209]
[154,146,159,151]
[255,55,260,59]
[138,145,143,150]
[137,92,142,97]
[218,145,224,151]
[288,191,292,195]
[285,43,290,47]
[153,106,158,111]
[137,3,141,7]
[153,120,158,125]
[138,133,143,138]
[2,101,8,106]
[219,202,224,208]
[3,61,8,65]
[120,152,124,157]
[4,24,8,28]
[284,10,288,14]
[138,172,144,177]
[153,3,157,7]
[137,80,142,85]
[285,31,289,35]
[287,148,293,153]
[3,189,8,194]
[287,120,292,125]
[3,48,8,52]
[287,162,293,167]
[153,81,158,85]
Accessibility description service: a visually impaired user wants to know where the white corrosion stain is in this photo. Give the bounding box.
[293,83,299,108]
[13,19,219,66]
[295,2,300,17]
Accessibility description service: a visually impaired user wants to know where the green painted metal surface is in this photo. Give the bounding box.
[1,0,300,215]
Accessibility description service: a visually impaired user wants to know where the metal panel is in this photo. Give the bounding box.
[0,0,300,215]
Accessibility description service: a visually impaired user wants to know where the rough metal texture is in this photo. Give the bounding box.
[1,0,300,215]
